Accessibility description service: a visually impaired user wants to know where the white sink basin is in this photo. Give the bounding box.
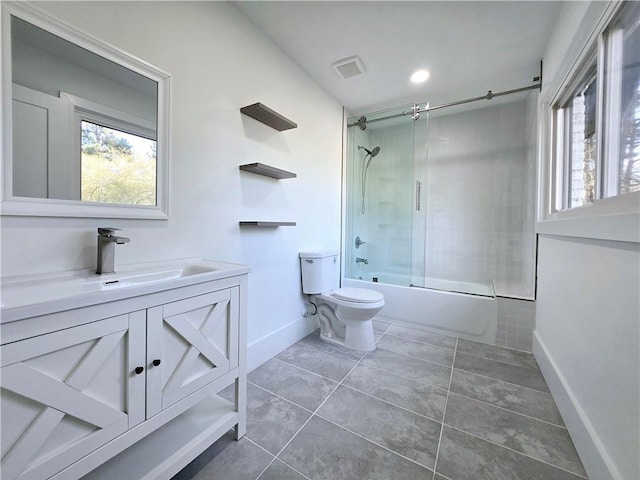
[93,264,218,290]
[1,259,249,320]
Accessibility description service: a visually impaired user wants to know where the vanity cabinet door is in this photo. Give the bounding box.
[146,287,239,417]
[0,312,146,480]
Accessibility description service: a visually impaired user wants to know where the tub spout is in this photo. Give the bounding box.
[356,257,368,265]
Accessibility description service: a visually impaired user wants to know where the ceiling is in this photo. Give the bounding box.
[233,1,564,115]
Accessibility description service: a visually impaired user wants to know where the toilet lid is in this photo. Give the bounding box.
[332,287,383,303]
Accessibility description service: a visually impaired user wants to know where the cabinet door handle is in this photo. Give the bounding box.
[152,359,161,367]
[135,366,144,375]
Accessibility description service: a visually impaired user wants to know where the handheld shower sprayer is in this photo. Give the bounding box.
[359,145,381,214]
[358,145,381,158]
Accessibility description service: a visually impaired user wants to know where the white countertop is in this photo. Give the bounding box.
[0,258,250,324]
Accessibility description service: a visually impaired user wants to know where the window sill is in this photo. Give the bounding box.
[537,193,639,243]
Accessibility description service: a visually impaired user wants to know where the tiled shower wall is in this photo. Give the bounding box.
[425,98,536,299]
[496,297,536,351]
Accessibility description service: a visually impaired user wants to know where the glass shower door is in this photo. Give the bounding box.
[345,105,428,287]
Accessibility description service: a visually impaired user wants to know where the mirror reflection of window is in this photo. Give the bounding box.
[80,121,157,205]
[10,14,159,206]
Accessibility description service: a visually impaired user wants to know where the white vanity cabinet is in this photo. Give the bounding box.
[0,266,248,480]
[145,288,239,418]
[1,312,147,480]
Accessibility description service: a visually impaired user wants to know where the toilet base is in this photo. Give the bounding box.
[314,292,382,353]
[319,318,376,352]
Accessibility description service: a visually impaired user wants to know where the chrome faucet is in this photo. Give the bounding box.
[356,257,369,265]
[96,227,130,274]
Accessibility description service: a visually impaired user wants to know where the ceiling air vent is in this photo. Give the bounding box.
[332,55,366,79]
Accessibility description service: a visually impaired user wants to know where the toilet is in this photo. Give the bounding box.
[300,251,384,351]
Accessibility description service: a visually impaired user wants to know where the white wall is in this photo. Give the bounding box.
[1,1,343,369]
[535,236,639,480]
[535,2,640,479]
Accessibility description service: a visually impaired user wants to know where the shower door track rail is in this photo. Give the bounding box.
[347,81,541,129]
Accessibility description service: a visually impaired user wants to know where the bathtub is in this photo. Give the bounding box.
[342,273,497,344]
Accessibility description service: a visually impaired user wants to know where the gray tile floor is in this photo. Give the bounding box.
[173,321,588,480]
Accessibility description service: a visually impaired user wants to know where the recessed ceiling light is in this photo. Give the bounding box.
[411,69,430,84]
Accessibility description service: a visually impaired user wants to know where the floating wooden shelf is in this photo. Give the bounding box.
[239,163,296,179]
[240,103,297,131]
[239,221,296,227]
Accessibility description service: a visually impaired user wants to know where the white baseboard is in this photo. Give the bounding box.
[533,331,621,480]
[247,317,317,372]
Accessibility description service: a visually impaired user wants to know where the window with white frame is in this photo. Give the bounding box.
[551,1,639,213]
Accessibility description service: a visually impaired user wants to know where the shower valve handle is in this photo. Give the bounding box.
[355,236,366,248]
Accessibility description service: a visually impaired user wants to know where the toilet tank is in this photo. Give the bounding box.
[299,251,339,294]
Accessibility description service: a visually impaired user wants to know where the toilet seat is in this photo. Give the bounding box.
[331,287,383,303]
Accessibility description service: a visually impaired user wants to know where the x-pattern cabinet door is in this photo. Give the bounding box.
[146,287,239,417]
[0,312,146,480]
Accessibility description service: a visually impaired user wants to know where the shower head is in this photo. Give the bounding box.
[358,145,381,158]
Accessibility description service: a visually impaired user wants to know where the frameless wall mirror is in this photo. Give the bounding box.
[1,3,170,219]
